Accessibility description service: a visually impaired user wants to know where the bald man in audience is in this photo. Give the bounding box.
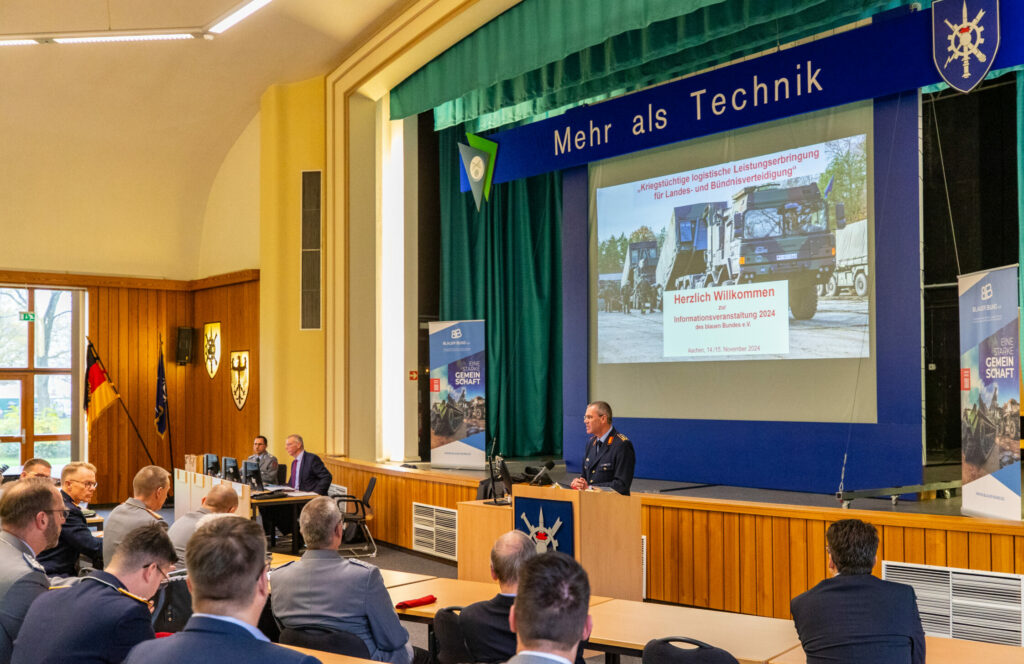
[460,531,536,663]
[103,465,170,566]
[0,478,65,663]
[37,461,103,577]
[167,484,239,567]
[507,552,592,664]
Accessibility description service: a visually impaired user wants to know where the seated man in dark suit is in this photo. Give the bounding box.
[124,516,318,664]
[460,530,535,662]
[271,497,414,663]
[790,519,925,664]
[507,552,592,664]
[13,523,177,663]
[36,461,103,577]
[262,434,333,539]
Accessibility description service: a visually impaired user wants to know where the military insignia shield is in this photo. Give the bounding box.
[933,0,1000,93]
[230,351,249,410]
[203,322,221,379]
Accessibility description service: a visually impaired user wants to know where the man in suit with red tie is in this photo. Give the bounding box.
[570,401,635,496]
[284,434,332,495]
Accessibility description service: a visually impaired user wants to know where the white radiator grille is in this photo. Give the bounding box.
[412,502,458,561]
[883,561,1024,646]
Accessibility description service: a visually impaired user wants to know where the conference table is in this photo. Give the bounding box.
[282,644,374,663]
[252,492,318,554]
[768,634,1024,663]
[584,599,799,664]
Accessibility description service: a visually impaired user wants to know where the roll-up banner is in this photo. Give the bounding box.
[958,265,1021,521]
[429,320,487,469]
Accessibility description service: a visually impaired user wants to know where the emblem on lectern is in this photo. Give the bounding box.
[520,508,562,554]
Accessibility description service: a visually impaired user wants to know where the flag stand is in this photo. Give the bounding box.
[86,337,155,466]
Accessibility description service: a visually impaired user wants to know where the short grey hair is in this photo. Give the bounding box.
[491,530,534,584]
[299,496,342,549]
[588,401,613,422]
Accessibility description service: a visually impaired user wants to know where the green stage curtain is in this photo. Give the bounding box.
[438,126,562,458]
[391,0,907,131]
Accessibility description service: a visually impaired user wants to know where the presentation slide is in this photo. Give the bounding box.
[596,136,870,364]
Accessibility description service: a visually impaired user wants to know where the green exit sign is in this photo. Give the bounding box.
[19,312,34,322]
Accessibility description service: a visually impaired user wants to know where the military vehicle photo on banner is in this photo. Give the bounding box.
[428,320,487,469]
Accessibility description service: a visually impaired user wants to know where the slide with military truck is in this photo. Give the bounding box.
[595,135,870,364]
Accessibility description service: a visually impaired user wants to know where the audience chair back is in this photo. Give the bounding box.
[642,637,739,664]
[336,477,377,557]
[151,573,193,633]
[276,465,287,485]
[279,625,371,658]
[434,606,474,664]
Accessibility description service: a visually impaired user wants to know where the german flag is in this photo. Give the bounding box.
[84,342,119,428]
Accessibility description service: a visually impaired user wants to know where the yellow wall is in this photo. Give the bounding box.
[197,113,261,279]
[260,77,327,459]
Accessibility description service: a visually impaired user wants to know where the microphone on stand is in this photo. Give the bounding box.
[529,460,556,486]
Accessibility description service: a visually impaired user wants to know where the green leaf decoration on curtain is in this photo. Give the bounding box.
[439,125,563,458]
[391,0,910,130]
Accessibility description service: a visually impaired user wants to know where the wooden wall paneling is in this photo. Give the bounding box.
[693,510,709,607]
[904,527,925,564]
[788,518,808,602]
[755,515,773,616]
[948,531,969,568]
[1015,537,1024,574]
[722,512,740,612]
[646,507,663,602]
[707,511,724,610]
[678,508,693,606]
[806,519,826,589]
[739,514,756,615]
[991,534,1013,573]
[772,516,791,618]
[968,532,991,571]
[925,529,947,567]
[883,525,904,564]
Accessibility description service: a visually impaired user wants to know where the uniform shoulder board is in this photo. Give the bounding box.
[273,560,295,571]
[350,558,373,570]
[614,432,631,443]
[23,553,45,574]
[140,506,165,521]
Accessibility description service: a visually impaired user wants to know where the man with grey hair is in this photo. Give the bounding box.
[0,478,65,662]
[37,461,103,577]
[167,484,239,567]
[104,465,170,566]
[270,496,414,663]
[460,530,537,663]
[570,400,635,495]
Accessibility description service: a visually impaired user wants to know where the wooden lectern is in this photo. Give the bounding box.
[456,484,642,600]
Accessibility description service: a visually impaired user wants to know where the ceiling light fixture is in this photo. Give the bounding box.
[53,33,195,44]
[0,39,36,46]
[207,0,274,35]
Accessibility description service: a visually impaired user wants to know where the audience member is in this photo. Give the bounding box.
[124,516,318,664]
[508,552,592,664]
[460,530,536,662]
[17,459,51,481]
[246,436,279,486]
[0,478,65,663]
[13,523,177,663]
[36,461,103,577]
[103,465,170,566]
[271,496,415,663]
[167,484,238,567]
[790,519,925,664]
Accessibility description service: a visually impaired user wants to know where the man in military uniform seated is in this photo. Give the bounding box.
[13,523,177,663]
[125,516,318,664]
[0,478,65,663]
[36,461,103,578]
[506,552,592,664]
[245,435,279,486]
[103,465,170,566]
[570,401,635,495]
[460,530,536,663]
[271,496,417,663]
[167,484,239,567]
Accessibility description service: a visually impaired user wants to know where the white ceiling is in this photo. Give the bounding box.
[0,0,403,278]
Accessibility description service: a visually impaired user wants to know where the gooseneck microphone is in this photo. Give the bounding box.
[530,460,556,486]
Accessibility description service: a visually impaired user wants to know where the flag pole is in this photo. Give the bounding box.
[160,335,175,470]
[85,337,156,466]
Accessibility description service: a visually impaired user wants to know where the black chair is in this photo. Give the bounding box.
[279,625,371,658]
[336,477,377,557]
[433,606,474,664]
[642,637,739,664]
[276,464,287,485]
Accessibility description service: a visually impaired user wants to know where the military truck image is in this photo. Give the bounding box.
[654,182,844,320]
[620,240,659,313]
[822,218,868,297]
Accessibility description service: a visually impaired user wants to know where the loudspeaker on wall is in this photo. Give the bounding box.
[176,327,194,365]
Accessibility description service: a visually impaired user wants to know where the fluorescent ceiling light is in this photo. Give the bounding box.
[208,0,273,34]
[0,39,36,46]
[53,33,194,44]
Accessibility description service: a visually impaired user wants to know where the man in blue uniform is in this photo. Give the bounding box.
[36,461,103,578]
[13,523,177,663]
[0,478,64,664]
[570,401,635,495]
[125,516,318,664]
[790,519,925,664]
[271,497,414,663]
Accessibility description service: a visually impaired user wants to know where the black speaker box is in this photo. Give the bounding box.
[176,327,194,365]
